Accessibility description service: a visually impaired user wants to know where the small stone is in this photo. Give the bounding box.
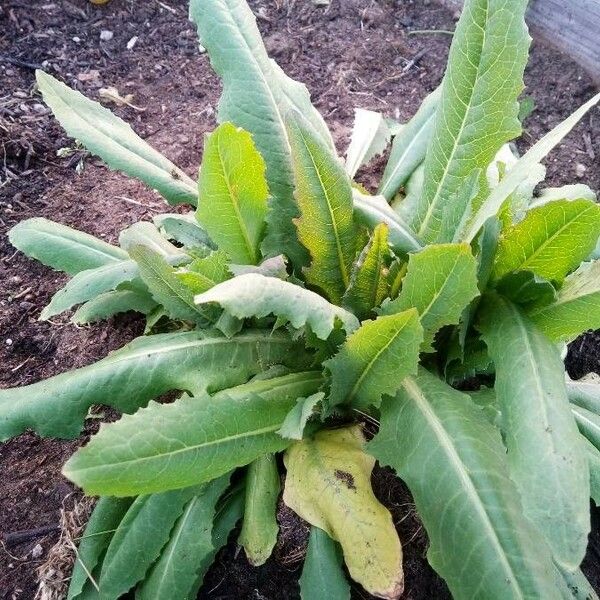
[10,276,22,284]
[126,35,138,50]
[100,30,114,42]
[5,338,13,346]
[576,163,587,178]
[72,36,81,43]
[31,544,43,559]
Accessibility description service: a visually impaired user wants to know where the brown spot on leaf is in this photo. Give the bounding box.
[334,469,356,490]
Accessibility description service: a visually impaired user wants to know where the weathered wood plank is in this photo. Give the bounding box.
[439,0,600,81]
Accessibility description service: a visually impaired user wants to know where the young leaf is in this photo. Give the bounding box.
[299,527,350,600]
[195,273,359,340]
[36,71,198,205]
[352,189,422,254]
[325,310,422,411]
[566,375,600,415]
[189,0,333,268]
[345,108,392,178]
[414,0,530,242]
[0,329,306,440]
[40,260,140,319]
[492,199,600,284]
[369,369,558,599]
[71,288,157,324]
[287,112,358,304]
[129,245,213,324]
[527,261,600,341]
[378,87,440,201]
[583,437,600,506]
[478,294,589,569]
[154,212,215,249]
[284,426,403,599]
[238,455,280,566]
[119,221,187,259]
[9,217,128,275]
[380,243,479,351]
[342,223,392,319]
[465,91,600,241]
[495,270,557,307]
[177,250,231,294]
[196,123,268,265]
[571,405,600,450]
[67,497,133,600]
[278,392,324,440]
[64,392,302,497]
[98,486,202,598]
[136,474,231,600]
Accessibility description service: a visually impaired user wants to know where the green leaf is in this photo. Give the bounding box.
[571,404,600,450]
[492,199,600,284]
[287,112,358,304]
[67,497,133,600]
[0,329,306,440]
[284,426,403,599]
[36,71,197,205]
[177,250,231,294]
[495,270,557,307]
[154,212,215,249]
[137,475,231,600]
[378,87,440,201]
[72,289,157,324]
[478,294,589,569]
[534,183,597,206]
[195,273,359,340]
[527,261,600,341]
[465,91,600,241]
[352,189,422,254]
[566,375,600,415]
[64,371,322,496]
[119,221,187,259]
[342,223,392,319]
[229,254,288,279]
[369,369,558,599]
[556,565,600,600]
[40,260,140,319]
[9,217,128,275]
[414,0,530,243]
[239,455,280,566]
[129,245,212,324]
[299,527,350,600]
[345,108,392,179]
[583,437,600,506]
[278,392,324,440]
[381,243,479,351]
[189,0,333,268]
[326,310,422,411]
[196,122,268,265]
[98,486,201,598]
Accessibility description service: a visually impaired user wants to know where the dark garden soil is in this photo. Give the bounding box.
[0,0,599,598]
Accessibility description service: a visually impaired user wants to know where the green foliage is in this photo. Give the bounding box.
[5,0,600,596]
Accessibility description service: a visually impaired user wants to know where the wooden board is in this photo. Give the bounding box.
[440,0,600,81]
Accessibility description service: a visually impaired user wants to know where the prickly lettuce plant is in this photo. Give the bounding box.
[2,0,600,597]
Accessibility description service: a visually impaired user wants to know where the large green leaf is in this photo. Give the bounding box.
[40,260,140,319]
[369,369,558,599]
[196,122,268,265]
[136,475,231,600]
[0,329,306,440]
[478,294,589,569]
[414,0,530,242]
[189,0,333,268]
[465,91,600,241]
[284,426,403,599]
[36,71,197,205]
[238,454,280,566]
[129,245,212,324]
[325,310,422,410]
[352,190,422,254]
[527,261,600,341]
[98,487,201,598]
[195,273,359,339]
[342,223,392,319]
[492,199,600,284]
[9,217,128,275]
[67,497,133,600]
[71,288,156,324]
[378,87,440,201]
[380,243,479,351]
[287,113,358,303]
[63,371,322,496]
[299,527,350,600]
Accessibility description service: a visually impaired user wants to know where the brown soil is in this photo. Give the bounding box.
[0,0,598,598]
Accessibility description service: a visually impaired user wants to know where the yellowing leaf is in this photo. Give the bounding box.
[197,122,268,265]
[283,426,403,599]
[492,199,600,284]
